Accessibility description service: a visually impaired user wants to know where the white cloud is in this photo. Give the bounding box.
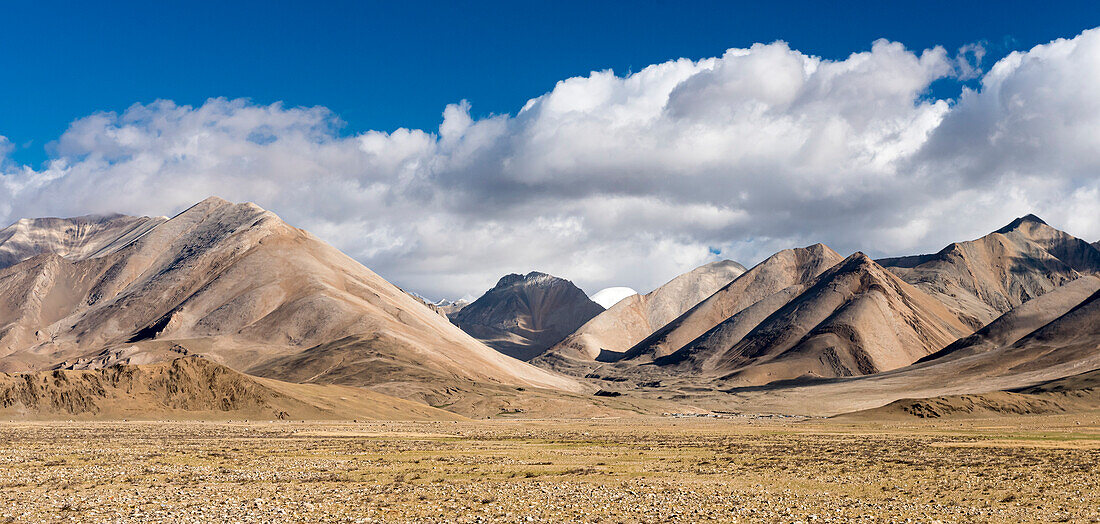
[591,287,639,308]
[2,29,1100,300]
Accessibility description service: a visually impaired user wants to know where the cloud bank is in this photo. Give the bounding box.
[2,29,1100,299]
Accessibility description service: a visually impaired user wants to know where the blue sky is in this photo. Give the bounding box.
[2,2,1100,298]
[3,0,1098,167]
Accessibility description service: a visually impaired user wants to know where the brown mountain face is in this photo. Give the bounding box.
[722,275,1100,417]
[450,272,605,361]
[552,218,1097,396]
[2,201,1097,420]
[878,215,1100,329]
[844,259,1100,420]
[916,276,1100,364]
[620,244,844,362]
[0,214,166,270]
[659,253,970,386]
[853,285,1100,418]
[543,260,746,362]
[0,198,579,396]
[852,284,1100,417]
[0,356,462,421]
[989,285,1100,376]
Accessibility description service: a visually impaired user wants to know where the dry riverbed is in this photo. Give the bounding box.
[0,416,1097,522]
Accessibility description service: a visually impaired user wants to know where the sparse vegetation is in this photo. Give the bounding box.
[0,416,1096,522]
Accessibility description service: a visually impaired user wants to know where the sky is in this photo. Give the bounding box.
[2,2,1100,300]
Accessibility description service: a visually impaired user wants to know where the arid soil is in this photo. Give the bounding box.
[0,417,1097,523]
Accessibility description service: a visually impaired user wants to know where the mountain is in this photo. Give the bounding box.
[0,356,462,420]
[449,272,604,361]
[435,298,470,316]
[0,213,166,269]
[400,289,467,318]
[878,214,1100,328]
[721,278,1100,416]
[618,244,843,362]
[660,253,970,385]
[902,278,1100,394]
[543,260,746,362]
[985,284,1100,377]
[564,218,1097,396]
[916,276,1100,364]
[0,197,579,397]
[401,289,446,316]
[4,202,1096,420]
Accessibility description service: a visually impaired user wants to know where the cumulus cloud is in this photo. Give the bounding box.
[2,29,1100,300]
[954,42,987,80]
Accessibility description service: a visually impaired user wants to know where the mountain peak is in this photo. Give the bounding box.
[454,270,604,360]
[495,271,559,288]
[697,259,749,275]
[797,243,842,260]
[996,214,1048,233]
[174,196,273,219]
[495,273,524,286]
[198,195,232,206]
[812,252,888,287]
[843,251,875,265]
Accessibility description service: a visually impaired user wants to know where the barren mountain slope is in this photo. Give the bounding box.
[916,276,1100,364]
[0,214,166,270]
[842,367,1100,420]
[654,285,812,371]
[0,198,579,395]
[618,244,844,362]
[669,253,970,386]
[450,272,604,361]
[878,215,1100,328]
[993,286,1100,376]
[717,284,1100,416]
[0,356,462,420]
[546,260,746,361]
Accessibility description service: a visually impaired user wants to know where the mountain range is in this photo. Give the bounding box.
[877,214,1100,328]
[543,259,746,363]
[0,197,1097,420]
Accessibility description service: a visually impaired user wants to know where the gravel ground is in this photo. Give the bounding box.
[0,417,1097,522]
